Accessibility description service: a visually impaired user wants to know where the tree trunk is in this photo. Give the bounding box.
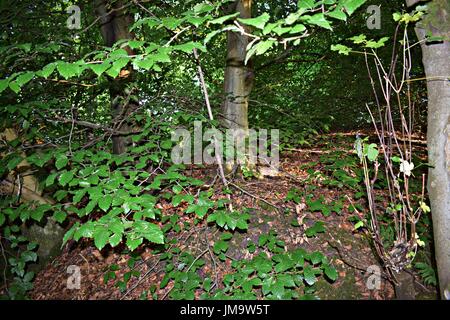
[406,0,450,299]
[222,0,253,170]
[95,0,136,154]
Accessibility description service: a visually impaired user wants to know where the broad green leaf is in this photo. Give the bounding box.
[99,195,112,212]
[109,233,122,247]
[135,57,154,70]
[90,63,110,76]
[246,40,276,64]
[0,79,9,93]
[289,24,307,34]
[55,154,69,170]
[15,72,34,87]
[133,221,164,244]
[327,7,347,21]
[7,155,23,171]
[238,13,270,30]
[331,44,352,55]
[354,220,364,230]
[45,173,58,187]
[62,222,79,247]
[173,41,206,53]
[53,211,67,223]
[365,37,389,49]
[303,265,317,285]
[285,12,302,25]
[323,264,338,281]
[38,63,56,78]
[59,170,74,186]
[162,16,183,30]
[209,12,240,25]
[366,143,379,161]
[298,0,316,10]
[126,236,143,251]
[342,0,366,16]
[193,3,214,14]
[57,62,80,79]
[9,81,21,93]
[93,227,110,250]
[304,13,332,30]
[128,40,145,49]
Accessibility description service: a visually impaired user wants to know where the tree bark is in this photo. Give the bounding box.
[406,0,450,299]
[222,0,254,171]
[222,0,253,133]
[95,0,136,154]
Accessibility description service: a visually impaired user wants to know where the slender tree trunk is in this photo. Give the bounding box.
[406,0,450,299]
[95,0,135,154]
[222,0,254,170]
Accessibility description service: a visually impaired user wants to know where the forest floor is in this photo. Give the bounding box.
[29,131,438,300]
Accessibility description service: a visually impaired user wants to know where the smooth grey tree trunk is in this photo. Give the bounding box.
[222,0,253,171]
[406,0,450,299]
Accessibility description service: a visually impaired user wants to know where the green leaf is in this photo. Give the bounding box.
[209,12,240,25]
[45,173,58,187]
[93,227,110,250]
[128,40,145,49]
[305,221,326,237]
[15,72,34,87]
[393,12,402,22]
[162,16,183,30]
[173,41,206,53]
[354,220,364,230]
[99,194,112,212]
[109,233,122,247]
[126,236,143,251]
[133,220,164,244]
[323,264,338,281]
[55,154,69,170]
[327,7,347,21]
[303,265,317,285]
[193,3,214,14]
[62,222,79,247]
[57,62,80,79]
[289,24,307,34]
[309,251,324,265]
[246,40,276,64]
[304,13,332,30]
[365,37,389,49]
[0,79,10,93]
[349,34,367,44]
[53,211,67,223]
[298,0,316,10]
[59,170,74,186]
[90,63,110,77]
[238,13,271,29]
[342,0,366,16]
[9,81,21,93]
[38,63,57,78]
[7,155,23,171]
[366,143,379,161]
[331,44,352,55]
[285,12,302,25]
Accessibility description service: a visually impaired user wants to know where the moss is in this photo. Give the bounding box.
[315,268,363,300]
[420,0,450,36]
